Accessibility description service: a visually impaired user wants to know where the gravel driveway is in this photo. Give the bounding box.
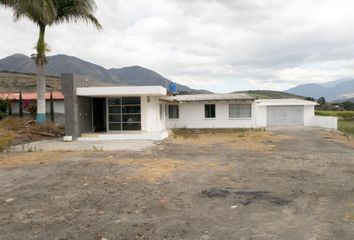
[0,128,353,240]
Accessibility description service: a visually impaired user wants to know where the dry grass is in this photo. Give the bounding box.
[0,152,69,168]
[100,157,219,183]
[0,117,64,150]
[169,129,294,151]
[322,131,354,148]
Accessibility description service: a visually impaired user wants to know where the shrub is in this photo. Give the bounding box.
[0,133,14,152]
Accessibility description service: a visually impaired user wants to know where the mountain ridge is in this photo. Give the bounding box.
[286,79,354,102]
[0,54,210,94]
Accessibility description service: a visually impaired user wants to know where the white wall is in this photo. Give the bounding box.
[166,101,256,129]
[255,105,267,127]
[11,100,64,114]
[303,105,315,126]
[141,96,166,132]
[308,116,338,129]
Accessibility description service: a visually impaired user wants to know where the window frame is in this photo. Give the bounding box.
[229,103,252,119]
[204,104,216,119]
[168,104,179,120]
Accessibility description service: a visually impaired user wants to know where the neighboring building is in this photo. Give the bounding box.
[0,91,65,123]
[62,73,337,141]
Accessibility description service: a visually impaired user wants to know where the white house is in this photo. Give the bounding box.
[62,73,337,141]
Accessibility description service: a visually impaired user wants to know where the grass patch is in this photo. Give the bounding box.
[316,110,354,119]
[169,128,293,151]
[338,120,354,136]
[0,117,64,151]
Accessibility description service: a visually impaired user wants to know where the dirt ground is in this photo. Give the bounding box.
[0,128,353,240]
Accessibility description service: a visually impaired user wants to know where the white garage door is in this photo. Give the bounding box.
[267,106,304,126]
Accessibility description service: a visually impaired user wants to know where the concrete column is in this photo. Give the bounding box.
[61,73,93,139]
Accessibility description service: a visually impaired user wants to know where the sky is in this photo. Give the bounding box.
[1,0,354,93]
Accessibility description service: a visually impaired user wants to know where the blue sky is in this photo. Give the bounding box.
[1,0,354,93]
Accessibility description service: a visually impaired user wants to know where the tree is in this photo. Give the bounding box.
[8,101,12,116]
[49,91,54,122]
[19,91,23,118]
[318,96,326,106]
[0,0,102,123]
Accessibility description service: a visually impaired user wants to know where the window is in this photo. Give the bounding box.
[205,104,216,118]
[168,105,179,119]
[229,104,252,118]
[108,97,141,131]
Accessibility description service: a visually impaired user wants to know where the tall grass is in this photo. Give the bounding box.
[315,110,354,119]
[316,110,354,136]
[338,120,354,136]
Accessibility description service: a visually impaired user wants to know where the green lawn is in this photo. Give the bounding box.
[315,110,354,136]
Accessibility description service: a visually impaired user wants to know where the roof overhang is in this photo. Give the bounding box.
[76,86,167,97]
[255,99,318,106]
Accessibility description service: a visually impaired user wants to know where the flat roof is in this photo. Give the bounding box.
[76,86,167,97]
[255,99,318,106]
[169,93,256,102]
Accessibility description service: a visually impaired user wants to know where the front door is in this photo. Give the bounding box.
[107,97,141,131]
[93,98,106,132]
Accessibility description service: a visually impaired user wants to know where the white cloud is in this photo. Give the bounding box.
[1,0,354,92]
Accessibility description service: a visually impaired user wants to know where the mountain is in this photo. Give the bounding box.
[0,54,210,94]
[286,79,354,101]
[233,90,306,99]
[0,71,112,93]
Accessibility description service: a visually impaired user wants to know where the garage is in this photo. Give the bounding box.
[266,105,304,126]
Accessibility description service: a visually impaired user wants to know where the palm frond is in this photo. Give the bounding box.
[53,0,102,29]
[0,0,15,7]
[2,0,56,25]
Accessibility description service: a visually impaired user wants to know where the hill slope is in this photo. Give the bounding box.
[0,54,210,94]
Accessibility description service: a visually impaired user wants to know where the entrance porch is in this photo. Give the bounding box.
[78,130,169,141]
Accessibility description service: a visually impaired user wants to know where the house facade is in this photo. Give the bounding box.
[62,73,337,141]
[0,92,65,123]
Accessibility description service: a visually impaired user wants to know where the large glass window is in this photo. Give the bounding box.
[205,104,216,118]
[108,97,141,131]
[229,104,252,118]
[168,105,179,119]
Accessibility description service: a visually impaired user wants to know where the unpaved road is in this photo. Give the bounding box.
[0,128,353,240]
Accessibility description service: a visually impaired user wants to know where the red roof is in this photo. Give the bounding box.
[0,92,64,100]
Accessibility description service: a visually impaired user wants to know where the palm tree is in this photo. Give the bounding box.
[0,0,102,123]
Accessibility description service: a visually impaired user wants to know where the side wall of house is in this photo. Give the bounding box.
[255,105,267,127]
[304,105,315,126]
[141,96,166,132]
[166,101,256,129]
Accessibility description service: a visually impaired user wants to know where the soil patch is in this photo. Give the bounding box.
[100,157,219,183]
[201,187,291,206]
[0,151,70,168]
[322,131,354,148]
